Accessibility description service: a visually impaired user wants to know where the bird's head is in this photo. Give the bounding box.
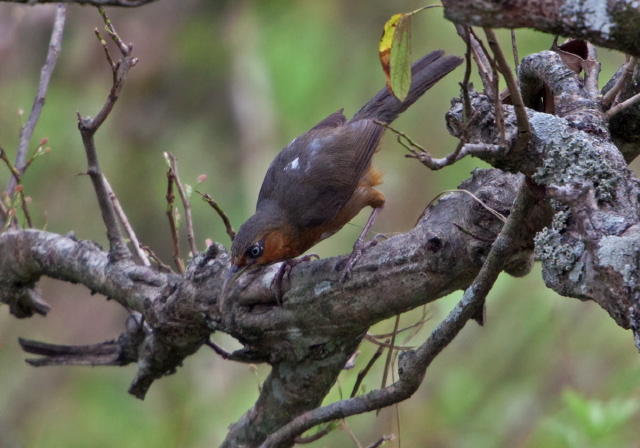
[230,210,297,269]
[219,210,298,310]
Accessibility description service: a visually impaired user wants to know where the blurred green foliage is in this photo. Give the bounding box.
[0,1,639,447]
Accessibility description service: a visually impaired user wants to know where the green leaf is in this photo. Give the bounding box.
[389,13,411,101]
[379,6,439,101]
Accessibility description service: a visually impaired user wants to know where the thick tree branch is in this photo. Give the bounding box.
[0,166,551,423]
[442,0,640,56]
[259,178,543,448]
[447,50,640,345]
[0,0,158,5]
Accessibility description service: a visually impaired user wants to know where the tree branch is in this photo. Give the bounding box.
[4,4,65,208]
[259,177,542,448]
[0,0,158,5]
[447,50,640,346]
[77,7,138,259]
[443,0,640,56]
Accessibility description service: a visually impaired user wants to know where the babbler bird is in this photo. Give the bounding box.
[222,50,462,305]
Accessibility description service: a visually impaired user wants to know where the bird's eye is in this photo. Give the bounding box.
[246,243,263,259]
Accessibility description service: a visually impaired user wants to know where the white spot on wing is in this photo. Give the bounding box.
[309,138,322,157]
[285,157,300,171]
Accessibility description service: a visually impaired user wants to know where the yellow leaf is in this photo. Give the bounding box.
[379,14,402,91]
[379,6,438,101]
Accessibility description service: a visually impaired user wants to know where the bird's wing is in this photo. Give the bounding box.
[258,113,384,228]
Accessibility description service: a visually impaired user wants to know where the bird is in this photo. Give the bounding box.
[221,50,462,306]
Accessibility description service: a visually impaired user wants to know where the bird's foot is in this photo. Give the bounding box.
[271,254,320,304]
[339,233,387,282]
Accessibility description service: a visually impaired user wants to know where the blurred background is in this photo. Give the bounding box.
[1,1,639,447]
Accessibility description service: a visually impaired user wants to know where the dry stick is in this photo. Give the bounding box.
[294,426,333,445]
[379,118,479,171]
[363,334,413,351]
[369,315,429,339]
[297,346,387,443]
[461,26,474,122]
[165,169,185,274]
[77,7,137,259]
[484,28,531,152]
[139,244,172,272]
[602,56,638,108]
[198,191,236,242]
[350,345,385,398]
[0,193,8,222]
[259,178,537,448]
[466,27,495,96]
[341,420,364,448]
[16,187,33,228]
[366,435,394,448]
[102,175,150,266]
[379,315,401,401]
[1,147,36,229]
[486,40,506,148]
[510,29,519,70]
[606,90,640,119]
[5,4,65,201]
[7,0,158,5]
[165,153,197,256]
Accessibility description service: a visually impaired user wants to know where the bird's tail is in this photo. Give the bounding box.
[350,50,463,124]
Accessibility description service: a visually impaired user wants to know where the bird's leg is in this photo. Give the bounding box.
[271,254,320,304]
[339,206,383,282]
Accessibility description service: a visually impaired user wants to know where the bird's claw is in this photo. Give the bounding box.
[271,254,320,304]
[339,234,387,282]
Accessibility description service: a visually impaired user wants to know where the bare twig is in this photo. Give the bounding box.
[510,30,519,70]
[102,176,150,266]
[165,166,185,274]
[341,419,363,448]
[197,191,236,242]
[350,345,384,398]
[461,26,473,122]
[467,28,495,96]
[365,435,394,448]
[606,91,640,119]
[294,426,333,445]
[165,152,197,256]
[258,178,538,448]
[363,334,413,351]
[369,313,430,339]
[444,189,507,222]
[139,244,172,272]
[368,319,426,339]
[484,28,531,153]
[0,145,21,180]
[0,193,8,222]
[378,117,479,171]
[4,0,158,5]
[1,139,52,229]
[77,7,137,259]
[5,4,65,201]
[379,315,401,394]
[98,6,131,55]
[602,56,638,108]
[15,186,33,228]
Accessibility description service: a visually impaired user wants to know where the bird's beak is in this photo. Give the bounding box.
[219,263,249,312]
